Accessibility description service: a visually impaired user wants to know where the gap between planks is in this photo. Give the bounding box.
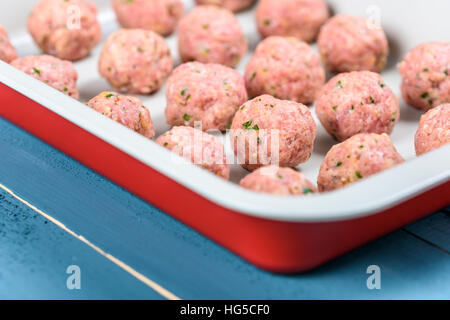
[0,182,181,300]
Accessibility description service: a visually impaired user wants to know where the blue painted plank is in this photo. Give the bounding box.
[0,116,449,299]
[0,189,164,300]
[404,211,450,253]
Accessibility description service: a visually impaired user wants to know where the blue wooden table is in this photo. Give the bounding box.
[0,116,449,300]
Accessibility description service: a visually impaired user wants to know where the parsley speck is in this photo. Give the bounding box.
[32,67,41,75]
[242,120,252,129]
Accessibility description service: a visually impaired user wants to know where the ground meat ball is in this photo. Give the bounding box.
[195,0,255,12]
[398,42,450,111]
[87,91,155,139]
[245,36,325,104]
[112,0,184,36]
[318,14,389,73]
[414,104,450,155]
[230,95,316,171]
[156,126,230,179]
[27,0,101,61]
[11,55,79,99]
[0,26,18,63]
[255,0,329,43]
[178,5,247,68]
[317,133,404,192]
[240,165,317,196]
[165,62,247,131]
[99,29,173,94]
[316,71,399,142]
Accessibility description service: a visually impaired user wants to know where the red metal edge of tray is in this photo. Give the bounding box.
[1,82,449,273]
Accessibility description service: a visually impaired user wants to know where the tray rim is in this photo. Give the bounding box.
[1,62,449,223]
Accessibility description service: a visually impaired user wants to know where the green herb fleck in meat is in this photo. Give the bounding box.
[32,67,41,76]
[242,120,252,129]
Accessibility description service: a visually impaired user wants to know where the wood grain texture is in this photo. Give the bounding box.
[0,116,449,299]
[404,212,450,253]
[0,188,164,300]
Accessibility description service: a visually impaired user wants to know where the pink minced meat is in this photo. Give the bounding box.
[165,62,248,131]
[195,0,255,12]
[318,14,389,73]
[414,103,450,156]
[27,0,101,61]
[11,55,79,99]
[245,36,325,104]
[240,165,317,196]
[317,133,404,192]
[230,95,316,171]
[0,25,18,63]
[178,5,247,68]
[398,42,450,111]
[112,0,184,36]
[316,71,399,142]
[156,126,230,179]
[99,29,173,95]
[255,0,329,43]
[87,91,155,139]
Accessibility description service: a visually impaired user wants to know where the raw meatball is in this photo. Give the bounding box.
[165,62,248,131]
[230,95,316,171]
[195,0,255,12]
[318,14,389,73]
[255,0,329,43]
[99,29,173,94]
[11,55,78,99]
[178,5,247,68]
[415,103,450,155]
[156,126,230,179]
[27,0,101,61]
[317,133,404,192]
[316,71,399,141]
[398,42,450,111]
[0,26,18,63]
[112,0,184,36]
[240,165,317,196]
[245,36,325,104]
[87,91,155,139]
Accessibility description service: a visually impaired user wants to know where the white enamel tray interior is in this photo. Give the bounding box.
[1,0,449,222]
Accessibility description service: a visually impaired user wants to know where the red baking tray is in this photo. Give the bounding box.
[0,0,449,272]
